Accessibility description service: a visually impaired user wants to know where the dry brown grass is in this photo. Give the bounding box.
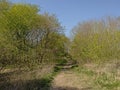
[0,60,119,90]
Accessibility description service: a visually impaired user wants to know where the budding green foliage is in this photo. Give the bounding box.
[0,1,66,68]
[71,17,120,63]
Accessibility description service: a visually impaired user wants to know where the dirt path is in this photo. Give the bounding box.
[51,70,93,90]
[51,61,120,90]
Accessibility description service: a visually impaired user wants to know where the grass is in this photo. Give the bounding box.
[95,73,120,90]
[72,60,120,90]
[0,60,120,90]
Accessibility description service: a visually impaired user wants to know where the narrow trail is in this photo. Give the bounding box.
[51,70,92,90]
[50,57,93,90]
[50,61,120,90]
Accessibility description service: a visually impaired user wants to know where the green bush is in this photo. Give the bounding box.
[70,18,120,63]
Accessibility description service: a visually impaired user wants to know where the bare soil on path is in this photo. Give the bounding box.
[51,70,93,90]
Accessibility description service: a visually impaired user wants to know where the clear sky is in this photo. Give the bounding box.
[11,0,120,37]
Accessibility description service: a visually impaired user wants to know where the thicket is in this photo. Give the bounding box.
[0,0,68,69]
[0,1,120,69]
[70,17,120,63]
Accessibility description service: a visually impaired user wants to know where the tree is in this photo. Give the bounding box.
[0,1,67,68]
[70,17,120,63]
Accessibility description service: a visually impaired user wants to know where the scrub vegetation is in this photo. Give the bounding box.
[0,0,119,90]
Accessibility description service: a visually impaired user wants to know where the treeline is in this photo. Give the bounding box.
[70,17,120,63]
[0,0,120,70]
[0,0,68,69]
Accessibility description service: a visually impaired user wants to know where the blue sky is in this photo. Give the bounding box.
[11,0,120,37]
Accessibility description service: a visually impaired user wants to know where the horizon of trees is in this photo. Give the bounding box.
[0,0,120,70]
